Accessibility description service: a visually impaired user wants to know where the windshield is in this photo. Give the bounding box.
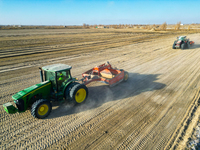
[44,71,56,88]
[178,36,186,40]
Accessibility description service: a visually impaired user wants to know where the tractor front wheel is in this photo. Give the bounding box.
[70,84,88,104]
[172,43,176,49]
[31,99,52,119]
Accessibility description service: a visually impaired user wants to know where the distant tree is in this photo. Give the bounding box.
[83,23,86,28]
[188,24,191,30]
[160,22,167,30]
[175,22,181,30]
[146,24,151,30]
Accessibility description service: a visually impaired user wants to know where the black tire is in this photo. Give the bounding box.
[124,71,129,81]
[172,43,176,49]
[65,82,79,100]
[187,42,190,49]
[69,84,88,104]
[31,99,52,119]
[181,43,187,50]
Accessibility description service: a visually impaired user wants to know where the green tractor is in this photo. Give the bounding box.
[3,64,88,119]
[172,36,194,50]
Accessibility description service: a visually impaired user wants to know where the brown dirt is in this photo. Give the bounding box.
[1,28,200,150]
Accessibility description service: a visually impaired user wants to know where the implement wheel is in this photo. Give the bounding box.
[124,71,129,82]
[31,99,52,119]
[70,84,88,104]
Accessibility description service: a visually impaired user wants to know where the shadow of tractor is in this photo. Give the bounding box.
[189,44,200,49]
[49,72,166,118]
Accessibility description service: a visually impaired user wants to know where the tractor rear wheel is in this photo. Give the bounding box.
[70,84,88,104]
[65,82,79,101]
[31,99,52,119]
[124,71,129,81]
[187,42,190,49]
[181,43,187,50]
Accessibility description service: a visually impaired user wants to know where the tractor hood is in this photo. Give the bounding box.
[12,80,51,100]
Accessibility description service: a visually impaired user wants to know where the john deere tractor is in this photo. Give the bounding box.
[3,64,88,119]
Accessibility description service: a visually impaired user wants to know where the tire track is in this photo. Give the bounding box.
[1,30,200,150]
[0,34,160,58]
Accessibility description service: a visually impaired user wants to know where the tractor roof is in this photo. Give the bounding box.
[42,64,72,72]
[178,36,186,39]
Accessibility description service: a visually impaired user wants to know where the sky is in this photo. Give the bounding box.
[0,0,199,25]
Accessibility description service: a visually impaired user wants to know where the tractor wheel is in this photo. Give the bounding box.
[31,99,52,119]
[187,42,190,49]
[181,43,187,50]
[124,71,129,81]
[172,43,176,49]
[70,84,88,104]
[65,82,79,101]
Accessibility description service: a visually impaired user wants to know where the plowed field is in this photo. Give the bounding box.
[1,29,200,150]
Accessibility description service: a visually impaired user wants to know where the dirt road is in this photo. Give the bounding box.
[1,29,200,149]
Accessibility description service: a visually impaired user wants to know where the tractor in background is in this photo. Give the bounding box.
[172,36,194,50]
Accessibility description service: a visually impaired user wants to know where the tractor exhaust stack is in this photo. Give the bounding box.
[39,67,44,82]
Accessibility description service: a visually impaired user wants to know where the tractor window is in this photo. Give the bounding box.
[56,70,71,91]
[44,71,56,88]
[57,70,71,81]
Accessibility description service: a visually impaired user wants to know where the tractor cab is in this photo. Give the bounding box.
[177,36,187,41]
[42,64,72,93]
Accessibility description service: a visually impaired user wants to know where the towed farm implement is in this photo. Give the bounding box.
[3,62,128,119]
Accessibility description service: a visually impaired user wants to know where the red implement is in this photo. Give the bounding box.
[82,62,128,87]
[190,41,195,45]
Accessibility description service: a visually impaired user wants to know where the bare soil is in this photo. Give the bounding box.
[1,28,200,150]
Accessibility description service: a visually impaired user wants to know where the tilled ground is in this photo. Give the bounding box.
[1,29,200,150]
